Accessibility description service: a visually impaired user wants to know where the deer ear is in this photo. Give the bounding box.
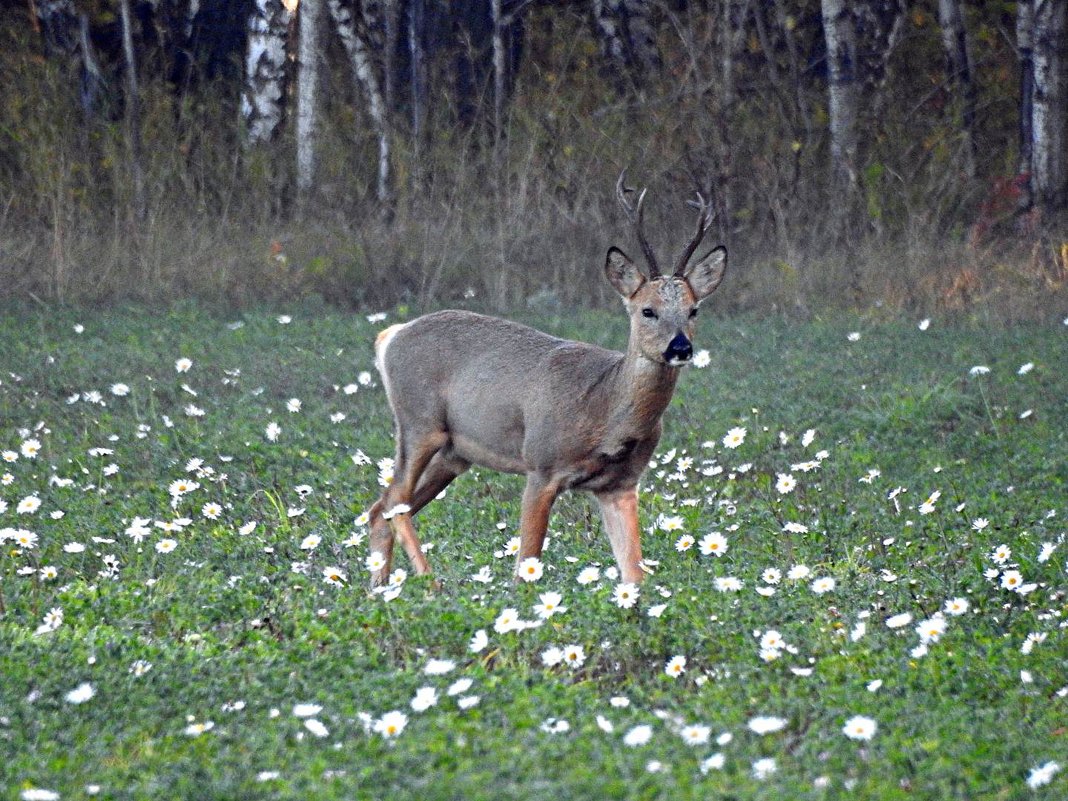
[683,246,727,301]
[605,247,646,299]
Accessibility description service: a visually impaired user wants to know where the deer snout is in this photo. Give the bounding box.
[664,333,693,364]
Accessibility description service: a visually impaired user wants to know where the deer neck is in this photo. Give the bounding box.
[603,343,680,438]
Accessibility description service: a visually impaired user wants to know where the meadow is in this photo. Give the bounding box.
[1,304,1065,800]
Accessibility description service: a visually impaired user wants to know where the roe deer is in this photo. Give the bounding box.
[366,174,727,586]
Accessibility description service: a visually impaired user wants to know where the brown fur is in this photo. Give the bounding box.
[365,234,727,587]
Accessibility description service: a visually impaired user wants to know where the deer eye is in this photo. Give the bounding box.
[641,308,658,320]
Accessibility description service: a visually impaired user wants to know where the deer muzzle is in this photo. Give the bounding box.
[664,333,693,365]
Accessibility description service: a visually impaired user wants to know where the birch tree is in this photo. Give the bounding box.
[327,0,395,213]
[820,0,859,198]
[591,0,661,92]
[119,0,146,221]
[242,0,293,144]
[296,0,321,197]
[937,0,977,178]
[34,0,79,57]
[1029,0,1067,212]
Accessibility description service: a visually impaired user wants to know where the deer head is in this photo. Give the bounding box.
[605,173,727,366]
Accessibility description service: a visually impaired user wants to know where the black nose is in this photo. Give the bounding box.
[664,333,692,362]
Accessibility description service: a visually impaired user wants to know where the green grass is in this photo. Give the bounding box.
[1,305,1066,800]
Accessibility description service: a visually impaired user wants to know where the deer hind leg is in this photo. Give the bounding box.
[595,486,644,583]
[369,428,449,585]
[516,473,561,574]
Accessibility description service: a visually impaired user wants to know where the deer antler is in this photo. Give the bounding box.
[672,192,715,277]
[616,171,661,278]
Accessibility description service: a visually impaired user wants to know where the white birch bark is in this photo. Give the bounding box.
[327,0,394,210]
[820,0,858,193]
[242,0,292,144]
[591,0,660,90]
[296,0,321,195]
[1017,0,1035,185]
[1031,0,1067,210]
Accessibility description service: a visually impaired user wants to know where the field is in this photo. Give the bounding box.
[1,305,1066,800]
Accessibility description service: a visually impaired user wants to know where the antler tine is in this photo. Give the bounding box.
[615,170,661,277]
[673,191,715,276]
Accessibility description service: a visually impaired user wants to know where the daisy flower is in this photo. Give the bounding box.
[541,646,563,667]
[1026,761,1060,789]
[722,427,747,449]
[410,687,439,712]
[752,758,777,779]
[517,556,544,582]
[424,658,456,675]
[714,576,743,592]
[811,576,836,594]
[1000,570,1024,592]
[943,597,969,616]
[698,531,728,556]
[786,564,811,580]
[989,544,1011,564]
[373,710,407,738]
[65,682,95,704]
[322,566,346,586]
[664,655,686,678]
[576,566,600,585]
[680,724,710,746]
[613,582,640,609]
[675,534,695,552]
[775,473,797,494]
[700,754,726,773]
[916,616,946,643]
[658,514,685,532]
[623,724,653,747]
[562,644,586,669]
[842,715,878,741]
[747,716,787,735]
[493,608,520,633]
[869,614,901,636]
[533,591,566,619]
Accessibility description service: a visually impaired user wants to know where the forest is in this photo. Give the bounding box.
[1,0,1066,316]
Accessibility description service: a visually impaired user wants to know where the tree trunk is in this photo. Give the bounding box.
[1031,0,1067,212]
[34,0,79,57]
[820,0,859,199]
[119,0,147,222]
[383,0,402,115]
[409,0,427,161]
[713,0,752,253]
[937,0,977,178]
[1017,0,1035,194]
[590,0,660,93]
[296,0,321,199]
[327,0,395,216]
[242,0,292,144]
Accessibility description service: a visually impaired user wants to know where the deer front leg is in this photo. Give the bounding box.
[596,487,644,583]
[516,473,560,573]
